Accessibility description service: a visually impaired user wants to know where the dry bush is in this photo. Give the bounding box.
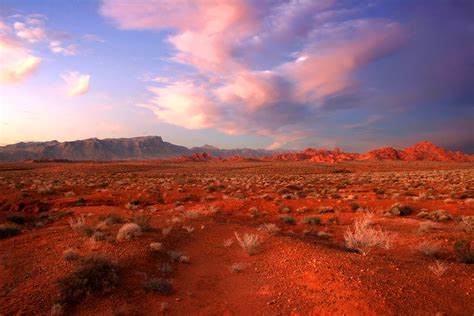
[234,232,262,255]
[0,225,21,239]
[150,242,163,252]
[301,216,321,225]
[57,256,119,306]
[418,241,442,257]
[429,261,448,277]
[63,248,79,261]
[453,240,474,264]
[142,278,173,295]
[344,213,391,255]
[279,216,296,225]
[223,238,234,247]
[68,215,86,232]
[116,223,142,241]
[258,223,281,235]
[229,263,245,273]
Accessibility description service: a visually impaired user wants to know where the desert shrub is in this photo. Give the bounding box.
[150,242,163,252]
[373,188,385,195]
[182,194,199,202]
[167,250,189,263]
[6,214,26,224]
[301,216,321,225]
[258,223,281,235]
[0,225,21,239]
[279,216,296,225]
[63,248,79,261]
[453,240,473,264]
[142,278,173,295]
[385,203,414,216]
[234,232,262,255]
[296,207,309,213]
[327,216,341,225]
[279,206,291,214]
[116,223,141,241]
[131,215,151,231]
[317,206,335,214]
[349,202,360,211]
[344,214,391,255]
[229,263,245,273]
[429,261,448,277]
[75,198,86,207]
[418,241,442,258]
[58,256,119,306]
[98,214,124,226]
[286,184,303,191]
[249,207,261,218]
[69,215,86,232]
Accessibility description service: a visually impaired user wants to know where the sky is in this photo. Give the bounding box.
[0,0,473,153]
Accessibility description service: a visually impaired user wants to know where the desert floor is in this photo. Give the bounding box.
[0,161,473,315]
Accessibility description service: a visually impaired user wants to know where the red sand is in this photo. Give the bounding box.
[0,161,473,315]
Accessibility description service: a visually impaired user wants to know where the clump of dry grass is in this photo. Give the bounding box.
[234,232,262,255]
[229,263,245,273]
[344,213,391,255]
[258,223,281,235]
[63,248,79,261]
[116,223,141,241]
[418,241,442,258]
[428,261,448,277]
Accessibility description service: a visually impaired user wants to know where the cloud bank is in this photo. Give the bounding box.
[100,0,474,149]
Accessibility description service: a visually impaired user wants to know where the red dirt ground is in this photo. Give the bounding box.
[0,161,473,315]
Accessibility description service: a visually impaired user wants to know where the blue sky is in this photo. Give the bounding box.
[0,0,473,152]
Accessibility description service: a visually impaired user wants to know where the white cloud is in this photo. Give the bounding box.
[49,41,78,56]
[61,71,90,96]
[13,21,46,43]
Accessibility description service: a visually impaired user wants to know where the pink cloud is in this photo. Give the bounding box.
[215,71,281,110]
[13,21,46,43]
[101,0,257,73]
[0,21,42,84]
[101,1,409,148]
[285,22,406,102]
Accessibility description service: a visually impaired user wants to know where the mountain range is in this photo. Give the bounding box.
[0,136,472,162]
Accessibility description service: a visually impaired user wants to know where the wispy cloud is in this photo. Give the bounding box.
[49,40,78,56]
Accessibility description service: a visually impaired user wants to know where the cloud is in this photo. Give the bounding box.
[61,72,91,96]
[0,55,41,84]
[81,34,105,43]
[49,41,78,56]
[13,21,46,43]
[100,0,474,149]
[0,20,41,84]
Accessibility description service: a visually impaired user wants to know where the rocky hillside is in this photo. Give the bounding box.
[1,137,472,162]
[0,136,190,161]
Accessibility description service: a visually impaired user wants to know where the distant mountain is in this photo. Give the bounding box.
[0,136,288,161]
[0,137,471,162]
[190,145,288,158]
[0,136,190,161]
